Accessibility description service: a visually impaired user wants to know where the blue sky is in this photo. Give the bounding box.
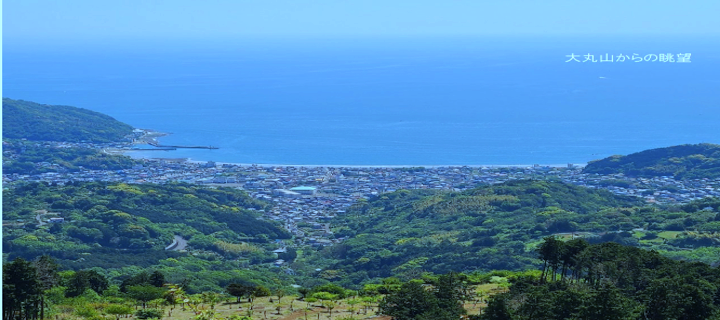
[3,0,720,42]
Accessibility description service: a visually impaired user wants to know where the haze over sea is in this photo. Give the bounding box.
[4,36,720,166]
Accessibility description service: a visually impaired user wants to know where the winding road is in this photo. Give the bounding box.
[165,235,188,251]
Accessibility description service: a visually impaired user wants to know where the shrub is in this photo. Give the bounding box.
[135,308,163,319]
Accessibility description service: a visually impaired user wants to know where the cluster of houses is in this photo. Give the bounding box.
[5,156,720,208]
[576,174,720,203]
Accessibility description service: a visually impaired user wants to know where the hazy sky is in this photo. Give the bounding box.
[4,0,720,42]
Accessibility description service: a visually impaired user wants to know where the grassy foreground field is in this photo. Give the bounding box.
[50,284,504,320]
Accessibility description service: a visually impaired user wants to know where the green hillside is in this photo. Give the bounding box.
[3,139,138,174]
[311,180,647,286]
[2,182,293,292]
[583,143,720,179]
[6,181,720,318]
[2,98,134,143]
[309,180,720,287]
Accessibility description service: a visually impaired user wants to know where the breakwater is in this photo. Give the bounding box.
[147,141,218,149]
[131,147,177,151]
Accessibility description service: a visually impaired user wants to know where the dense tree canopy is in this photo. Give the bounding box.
[379,272,468,320]
[319,180,651,286]
[3,139,138,174]
[482,238,720,320]
[4,182,289,266]
[3,181,293,293]
[3,258,42,320]
[2,98,134,143]
[583,143,720,179]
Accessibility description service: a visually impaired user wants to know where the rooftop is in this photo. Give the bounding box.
[290,186,317,191]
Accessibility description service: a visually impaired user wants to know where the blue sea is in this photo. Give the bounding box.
[4,36,720,166]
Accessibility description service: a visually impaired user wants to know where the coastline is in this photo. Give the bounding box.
[181,159,588,169]
[126,128,587,169]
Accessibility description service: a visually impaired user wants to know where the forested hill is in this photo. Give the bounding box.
[2,98,134,143]
[3,182,291,271]
[583,143,720,179]
[319,180,647,286]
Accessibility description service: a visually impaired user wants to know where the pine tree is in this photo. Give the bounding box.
[33,256,60,320]
[3,258,42,320]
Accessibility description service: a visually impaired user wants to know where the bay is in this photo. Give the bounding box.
[4,36,719,165]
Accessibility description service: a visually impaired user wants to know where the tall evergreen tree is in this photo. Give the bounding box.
[66,270,108,297]
[149,270,166,287]
[3,258,42,320]
[32,256,59,320]
[433,272,468,319]
[537,236,563,282]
